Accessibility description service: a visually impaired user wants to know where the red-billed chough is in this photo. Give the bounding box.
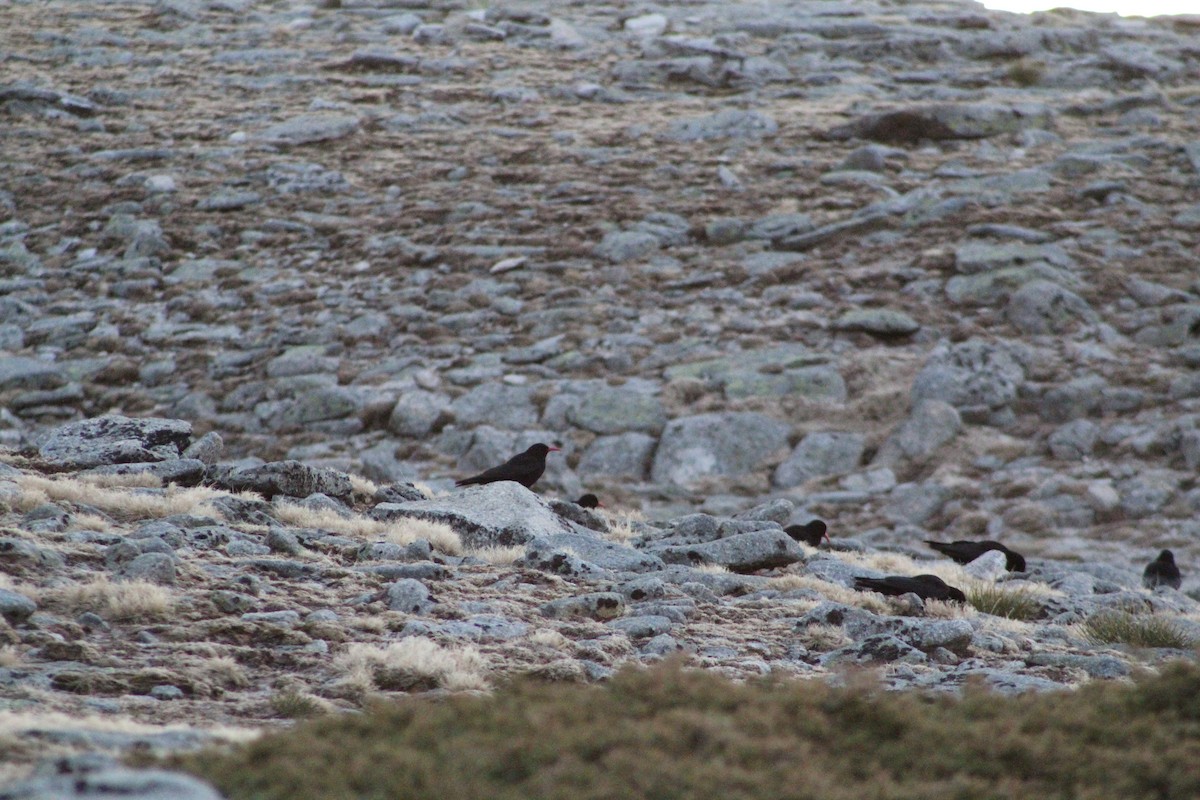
[455,443,560,489]
[925,540,1026,572]
[1142,549,1182,590]
[785,519,830,547]
[853,574,967,603]
[574,493,603,509]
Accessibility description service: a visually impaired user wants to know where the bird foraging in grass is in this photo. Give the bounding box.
[455,443,560,490]
[853,574,967,603]
[925,539,1026,572]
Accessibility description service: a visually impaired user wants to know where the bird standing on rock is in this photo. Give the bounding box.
[853,574,967,603]
[925,540,1026,572]
[1142,549,1182,590]
[785,520,830,547]
[574,493,603,509]
[455,443,559,489]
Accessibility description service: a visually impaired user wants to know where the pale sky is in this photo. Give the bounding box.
[982,0,1198,15]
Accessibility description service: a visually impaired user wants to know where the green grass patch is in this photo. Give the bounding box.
[966,585,1043,620]
[270,690,328,720]
[1083,611,1197,649]
[1007,59,1045,87]
[175,659,1200,800]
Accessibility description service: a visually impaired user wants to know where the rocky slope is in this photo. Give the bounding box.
[2,0,1200,793]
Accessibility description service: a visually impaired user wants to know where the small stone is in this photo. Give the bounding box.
[608,614,673,638]
[0,588,37,623]
[150,684,184,701]
[116,553,176,585]
[833,309,920,338]
[386,579,435,614]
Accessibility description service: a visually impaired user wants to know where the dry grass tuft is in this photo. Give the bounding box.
[348,475,379,496]
[465,545,526,565]
[0,647,21,668]
[14,474,228,520]
[44,576,173,622]
[68,512,117,533]
[527,629,571,649]
[334,638,490,695]
[923,599,975,619]
[201,657,251,689]
[77,472,163,489]
[797,623,852,651]
[271,690,333,719]
[767,574,891,614]
[604,518,640,543]
[380,518,461,554]
[271,502,462,555]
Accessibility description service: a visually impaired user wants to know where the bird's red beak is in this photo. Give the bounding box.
[824,532,832,543]
[548,447,562,452]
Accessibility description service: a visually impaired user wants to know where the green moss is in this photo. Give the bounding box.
[171,659,1200,800]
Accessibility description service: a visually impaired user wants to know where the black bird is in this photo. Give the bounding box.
[574,493,603,509]
[785,520,830,547]
[455,443,560,489]
[925,540,1026,572]
[1143,549,1182,590]
[853,574,967,603]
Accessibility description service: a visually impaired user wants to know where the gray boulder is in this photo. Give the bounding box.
[578,433,657,479]
[386,579,435,614]
[115,553,176,585]
[0,356,66,392]
[451,384,539,429]
[566,386,666,435]
[661,109,777,142]
[81,459,207,486]
[0,587,37,623]
[0,764,222,800]
[825,102,1053,143]
[872,400,962,468]
[651,529,803,572]
[910,339,1026,417]
[38,415,192,468]
[1048,420,1099,460]
[1040,375,1106,423]
[259,113,359,145]
[1006,280,1098,334]
[530,532,664,574]
[215,461,353,500]
[389,390,450,437]
[608,615,674,638]
[594,230,660,263]
[373,481,577,550]
[833,309,920,338]
[773,431,864,488]
[651,412,790,487]
[540,592,626,620]
[182,432,223,464]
